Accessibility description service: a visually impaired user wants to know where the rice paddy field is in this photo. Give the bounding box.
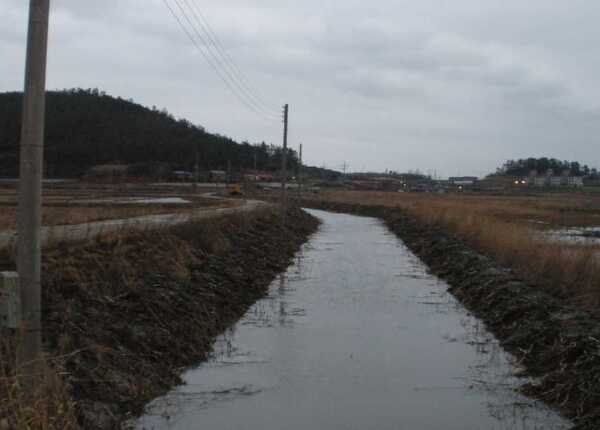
[0,181,239,231]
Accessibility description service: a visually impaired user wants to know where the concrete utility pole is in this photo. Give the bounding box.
[17,0,51,380]
[298,143,303,197]
[280,104,289,223]
[193,147,199,191]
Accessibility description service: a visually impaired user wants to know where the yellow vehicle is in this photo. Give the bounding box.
[227,183,243,196]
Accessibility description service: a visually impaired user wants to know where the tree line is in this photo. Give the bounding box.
[0,89,338,179]
[494,158,599,178]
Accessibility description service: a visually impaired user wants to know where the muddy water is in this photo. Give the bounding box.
[136,210,570,430]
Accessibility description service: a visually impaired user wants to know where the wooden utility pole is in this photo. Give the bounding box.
[280,104,289,223]
[17,0,51,381]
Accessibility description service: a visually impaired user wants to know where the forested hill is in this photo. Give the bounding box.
[0,89,323,178]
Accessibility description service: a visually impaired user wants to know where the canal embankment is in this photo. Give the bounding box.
[299,200,600,430]
[137,209,569,430]
[0,207,319,429]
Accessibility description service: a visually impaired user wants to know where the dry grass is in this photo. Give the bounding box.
[309,191,600,311]
[0,181,242,231]
[0,337,78,430]
[0,206,309,428]
[310,190,600,227]
[0,216,238,429]
[0,206,193,231]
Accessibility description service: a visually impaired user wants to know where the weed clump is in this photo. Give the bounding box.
[0,336,78,430]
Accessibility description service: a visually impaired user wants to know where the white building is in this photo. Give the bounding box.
[568,177,584,187]
[531,174,584,188]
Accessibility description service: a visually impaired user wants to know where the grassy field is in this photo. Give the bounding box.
[306,190,600,227]
[305,190,600,312]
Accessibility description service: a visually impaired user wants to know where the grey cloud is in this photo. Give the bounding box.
[2,0,600,175]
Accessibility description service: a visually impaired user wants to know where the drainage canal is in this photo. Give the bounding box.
[137,209,570,430]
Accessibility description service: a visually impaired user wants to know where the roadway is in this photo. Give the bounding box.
[0,198,270,250]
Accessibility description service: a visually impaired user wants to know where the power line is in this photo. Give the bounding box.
[179,0,279,118]
[185,0,279,116]
[185,0,278,116]
[162,0,280,121]
[167,0,276,120]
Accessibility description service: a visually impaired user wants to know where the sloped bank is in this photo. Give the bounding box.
[3,207,319,429]
[302,201,599,430]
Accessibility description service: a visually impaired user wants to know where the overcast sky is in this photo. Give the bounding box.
[2,1,600,176]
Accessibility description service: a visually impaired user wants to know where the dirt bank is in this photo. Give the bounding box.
[2,207,319,429]
[302,201,600,430]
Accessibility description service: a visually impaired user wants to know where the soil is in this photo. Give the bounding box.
[300,200,600,430]
[2,207,319,429]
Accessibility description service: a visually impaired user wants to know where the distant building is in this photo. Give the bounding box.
[409,182,433,192]
[256,172,274,181]
[568,177,584,187]
[478,176,513,191]
[449,176,478,187]
[173,170,193,181]
[530,171,584,188]
[85,164,128,182]
[209,170,227,182]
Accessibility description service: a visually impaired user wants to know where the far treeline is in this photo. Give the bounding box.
[0,89,339,180]
[494,158,600,178]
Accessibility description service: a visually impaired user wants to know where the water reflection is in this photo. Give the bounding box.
[544,226,600,245]
[136,210,570,430]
